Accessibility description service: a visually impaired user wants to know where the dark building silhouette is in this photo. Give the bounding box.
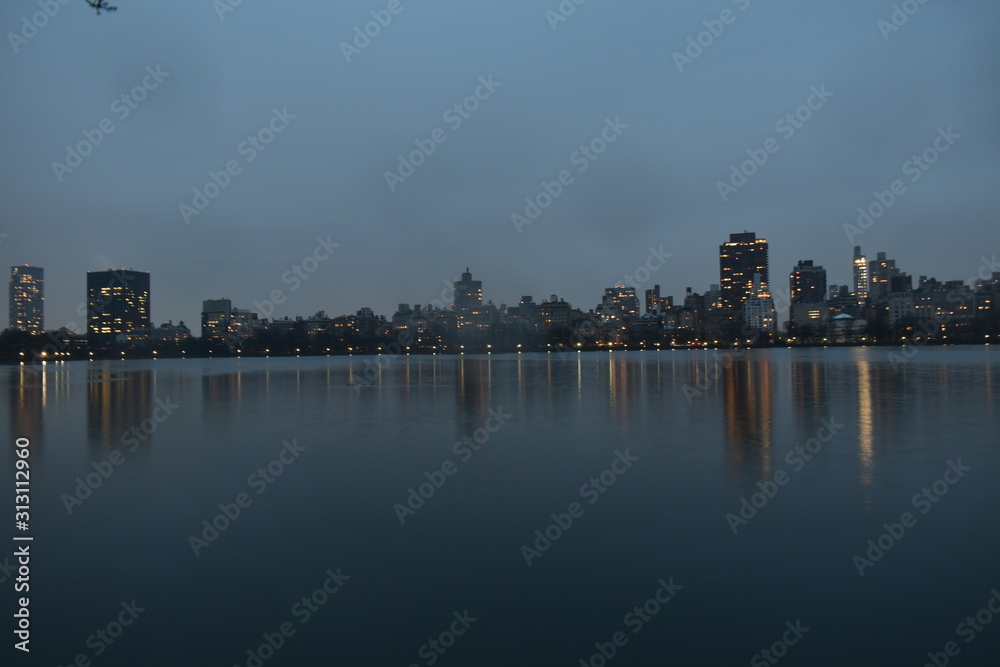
[868,252,900,300]
[86,269,151,346]
[790,260,827,304]
[201,298,257,347]
[453,268,482,309]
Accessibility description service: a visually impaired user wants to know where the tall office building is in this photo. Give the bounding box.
[452,268,483,309]
[720,232,769,310]
[645,285,661,315]
[86,269,151,345]
[743,274,777,334]
[201,298,258,345]
[452,269,494,334]
[852,246,869,302]
[644,284,672,315]
[789,260,827,304]
[600,286,640,322]
[9,265,44,333]
[868,252,900,300]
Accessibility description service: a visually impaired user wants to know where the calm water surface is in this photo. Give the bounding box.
[3,347,999,666]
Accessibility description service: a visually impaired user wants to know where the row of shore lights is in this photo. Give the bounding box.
[17,332,994,365]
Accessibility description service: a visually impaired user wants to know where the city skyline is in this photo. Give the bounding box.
[6,236,997,338]
[2,1,998,336]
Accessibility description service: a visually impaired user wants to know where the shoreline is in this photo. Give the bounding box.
[1,340,991,365]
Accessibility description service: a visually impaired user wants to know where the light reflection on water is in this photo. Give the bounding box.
[2,347,998,666]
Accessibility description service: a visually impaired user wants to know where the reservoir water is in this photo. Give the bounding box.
[3,347,999,666]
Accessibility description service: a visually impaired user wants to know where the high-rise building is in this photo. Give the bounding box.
[201,298,258,346]
[452,269,493,334]
[9,265,44,333]
[452,268,482,309]
[743,273,777,334]
[852,246,869,302]
[644,284,673,315]
[599,286,640,322]
[789,260,827,304]
[868,252,900,300]
[539,296,572,330]
[86,269,151,346]
[720,232,769,310]
[645,285,661,315]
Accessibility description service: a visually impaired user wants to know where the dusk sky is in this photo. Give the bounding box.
[2,0,998,330]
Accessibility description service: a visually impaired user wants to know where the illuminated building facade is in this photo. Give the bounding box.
[789,260,827,304]
[201,298,258,346]
[9,265,44,332]
[852,246,869,303]
[720,232,769,310]
[86,269,151,346]
[599,286,640,323]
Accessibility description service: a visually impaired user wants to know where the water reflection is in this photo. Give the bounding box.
[11,349,992,503]
[87,366,153,453]
[722,357,774,482]
[857,361,874,487]
[8,365,47,446]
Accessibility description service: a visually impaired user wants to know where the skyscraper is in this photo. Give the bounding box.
[644,284,672,315]
[852,246,869,302]
[452,268,482,309]
[452,269,494,335]
[789,260,827,304]
[202,298,258,346]
[600,286,640,322]
[868,252,900,300]
[9,265,44,333]
[720,232,769,310]
[743,273,777,335]
[86,269,151,346]
[645,285,661,315]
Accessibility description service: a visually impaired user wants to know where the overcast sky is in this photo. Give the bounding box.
[2,0,998,329]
